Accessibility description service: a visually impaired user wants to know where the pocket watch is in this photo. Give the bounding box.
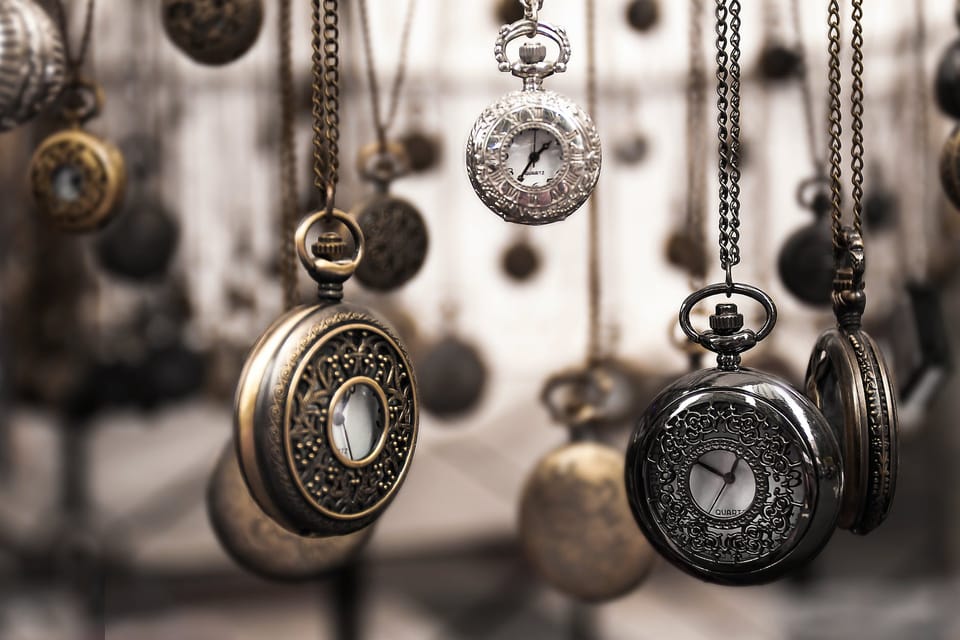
[520,440,655,602]
[778,177,834,307]
[234,209,419,537]
[161,0,263,66]
[940,126,960,210]
[95,194,179,281]
[350,143,429,292]
[501,233,541,281]
[626,285,842,585]
[29,80,126,233]
[466,4,601,225]
[417,334,487,420]
[541,358,651,430]
[208,443,372,582]
[0,0,66,132]
[805,230,898,535]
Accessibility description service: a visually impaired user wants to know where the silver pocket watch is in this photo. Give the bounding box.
[466,1,601,225]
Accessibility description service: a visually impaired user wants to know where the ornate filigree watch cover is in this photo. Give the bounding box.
[162,0,263,66]
[29,81,126,232]
[208,444,373,581]
[805,230,898,534]
[0,0,66,131]
[626,286,842,585]
[235,211,419,537]
[466,7,601,225]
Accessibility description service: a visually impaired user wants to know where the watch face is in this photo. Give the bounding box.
[466,90,602,225]
[505,128,563,188]
[626,369,842,585]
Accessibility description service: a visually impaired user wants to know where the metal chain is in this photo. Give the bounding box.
[827,0,844,249]
[849,0,865,233]
[312,0,340,211]
[791,0,826,178]
[357,0,417,152]
[715,0,742,286]
[686,0,708,286]
[54,0,96,76]
[585,0,601,365]
[278,0,299,309]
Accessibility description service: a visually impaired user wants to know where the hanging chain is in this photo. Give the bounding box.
[357,0,417,152]
[827,0,865,251]
[278,0,299,309]
[585,0,601,365]
[686,0,708,287]
[791,0,826,178]
[54,0,96,77]
[715,0,742,287]
[312,0,341,212]
[521,0,544,22]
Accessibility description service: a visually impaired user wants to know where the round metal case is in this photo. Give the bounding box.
[161,0,263,66]
[0,0,66,131]
[352,193,428,292]
[466,20,601,225]
[520,441,656,602]
[417,335,487,420]
[208,444,372,581]
[625,287,842,585]
[235,211,419,537]
[30,128,126,232]
[806,330,897,534]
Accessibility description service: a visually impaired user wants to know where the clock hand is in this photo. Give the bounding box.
[695,460,726,477]
[518,142,554,182]
[708,482,728,515]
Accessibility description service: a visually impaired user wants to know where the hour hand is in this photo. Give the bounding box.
[696,460,726,477]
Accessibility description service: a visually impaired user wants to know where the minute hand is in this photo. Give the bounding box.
[518,141,553,182]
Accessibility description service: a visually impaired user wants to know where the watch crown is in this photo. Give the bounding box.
[519,41,547,65]
[312,231,348,262]
[710,303,744,335]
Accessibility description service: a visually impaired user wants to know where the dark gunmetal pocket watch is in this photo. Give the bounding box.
[161,0,264,66]
[95,196,179,281]
[235,209,419,537]
[805,229,898,535]
[501,234,542,281]
[29,81,126,233]
[417,334,487,420]
[626,284,842,585]
[351,142,429,292]
[208,443,373,582]
[778,177,834,307]
[625,0,660,33]
[466,8,601,225]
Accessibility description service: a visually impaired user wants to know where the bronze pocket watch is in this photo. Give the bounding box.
[208,443,373,581]
[350,143,429,292]
[29,80,126,233]
[235,210,419,537]
[466,1,601,225]
[161,0,263,66]
[0,0,66,132]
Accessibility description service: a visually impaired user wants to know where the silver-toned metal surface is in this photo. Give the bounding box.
[466,16,601,225]
[0,0,65,131]
[625,366,842,585]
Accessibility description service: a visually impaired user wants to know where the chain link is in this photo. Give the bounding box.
[849,0,865,233]
[278,0,299,309]
[54,0,96,77]
[715,0,742,286]
[312,0,340,212]
[357,0,417,152]
[827,0,844,249]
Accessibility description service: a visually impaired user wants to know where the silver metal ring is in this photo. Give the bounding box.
[495,20,571,77]
[678,282,778,345]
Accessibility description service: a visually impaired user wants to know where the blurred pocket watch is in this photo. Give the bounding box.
[208,443,373,582]
[350,143,429,291]
[0,0,66,132]
[94,194,179,281]
[417,332,487,421]
[235,210,419,537]
[625,0,659,33]
[466,1,601,225]
[778,176,834,307]
[161,0,263,66]
[501,232,542,282]
[541,358,651,430]
[30,79,126,232]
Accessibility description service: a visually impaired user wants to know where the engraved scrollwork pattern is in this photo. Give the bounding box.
[645,400,808,565]
[162,0,262,65]
[283,324,415,518]
[466,90,601,224]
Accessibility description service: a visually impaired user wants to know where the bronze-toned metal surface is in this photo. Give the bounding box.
[519,442,655,603]
[940,126,960,210]
[161,0,263,66]
[351,194,428,292]
[417,335,487,420]
[29,128,126,233]
[235,209,419,537]
[399,130,442,173]
[208,444,373,582]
